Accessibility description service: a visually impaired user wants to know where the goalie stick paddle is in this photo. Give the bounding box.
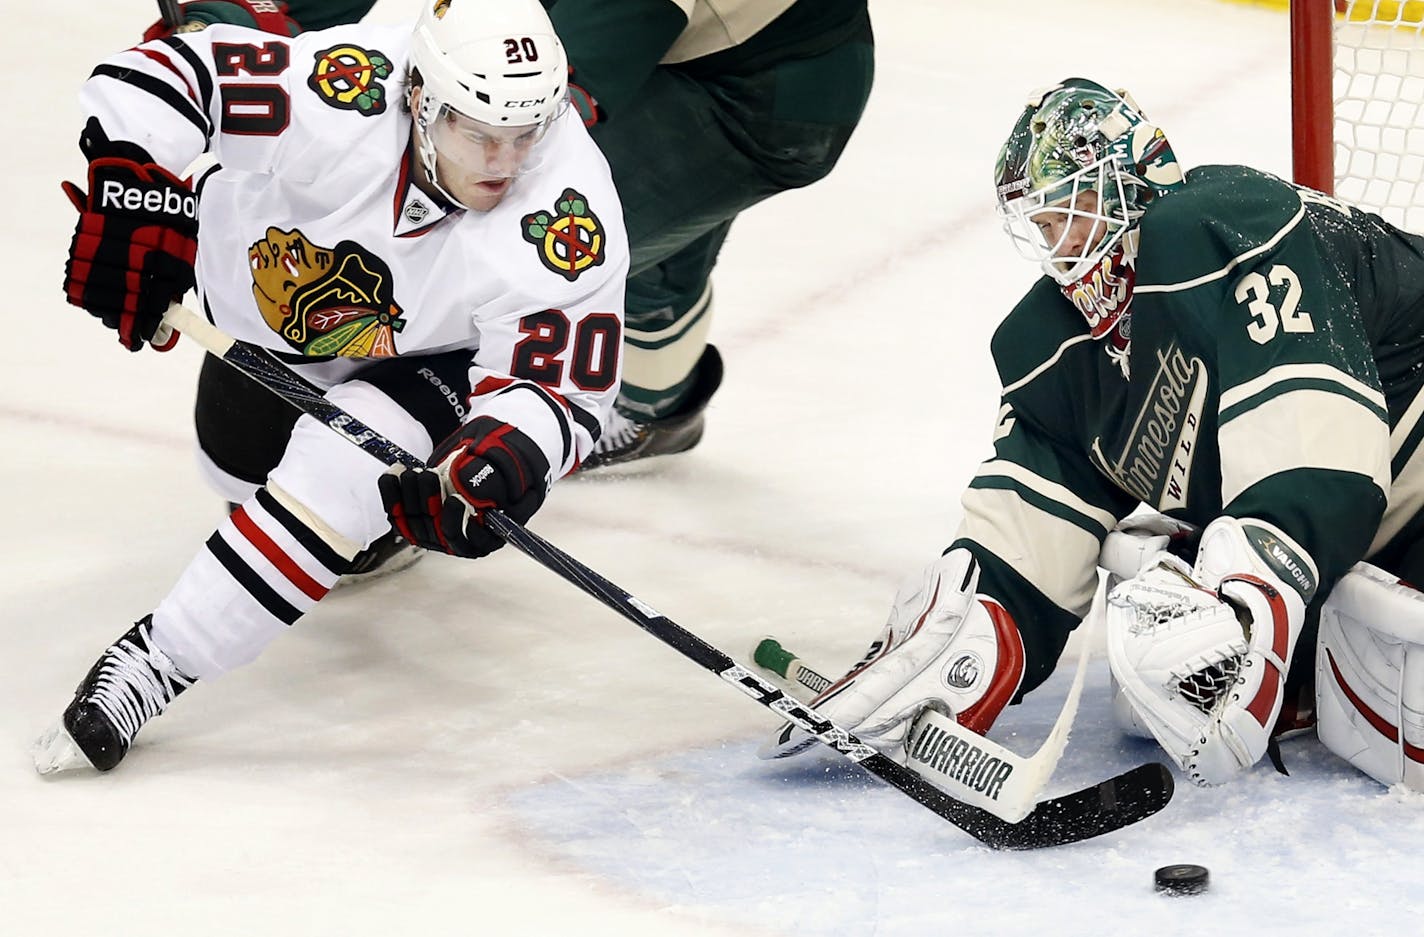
[160,302,1174,848]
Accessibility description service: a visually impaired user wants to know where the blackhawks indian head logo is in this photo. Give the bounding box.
[248,227,406,358]
[522,189,606,281]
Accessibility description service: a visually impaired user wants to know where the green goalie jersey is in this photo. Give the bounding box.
[958,164,1424,693]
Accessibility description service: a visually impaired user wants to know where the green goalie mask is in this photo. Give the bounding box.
[994,78,1184,342]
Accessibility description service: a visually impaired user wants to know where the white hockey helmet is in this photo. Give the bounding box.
[409,0,569,207]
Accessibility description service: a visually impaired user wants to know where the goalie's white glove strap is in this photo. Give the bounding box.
[1106,516,1315,786]
[1316,562,1424,791]
[759,548,1024,761]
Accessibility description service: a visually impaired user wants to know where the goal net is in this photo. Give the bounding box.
[1294,1,1424,231]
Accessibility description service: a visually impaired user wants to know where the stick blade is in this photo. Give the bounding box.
[974,761,1175,850]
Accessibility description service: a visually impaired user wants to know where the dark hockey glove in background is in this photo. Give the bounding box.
[566,67,603,129]
[142,0,300,41]
[61,120,197,352]
[379,417,551,558]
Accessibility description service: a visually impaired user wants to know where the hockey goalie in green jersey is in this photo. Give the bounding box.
[765,78,1424,793]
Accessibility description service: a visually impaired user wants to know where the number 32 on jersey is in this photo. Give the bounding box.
[1234,263,1315,344]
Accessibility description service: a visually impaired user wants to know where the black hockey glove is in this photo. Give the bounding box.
[61,119,198,352]
[379,417,551,558]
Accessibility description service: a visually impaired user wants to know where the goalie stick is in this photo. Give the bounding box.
[159,302,1173,848]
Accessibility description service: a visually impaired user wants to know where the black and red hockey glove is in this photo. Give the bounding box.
[61,119,197,352]
[379,417,551,558]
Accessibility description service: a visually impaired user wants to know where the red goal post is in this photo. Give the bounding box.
[1292,0,1424,230]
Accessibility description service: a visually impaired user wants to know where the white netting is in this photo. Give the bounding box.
[1334,1,1424,232]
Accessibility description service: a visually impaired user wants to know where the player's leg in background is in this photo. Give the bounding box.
[582,23,874,468]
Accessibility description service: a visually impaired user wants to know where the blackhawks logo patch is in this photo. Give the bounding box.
[308,44,392,115]
[248,227,406,358]
[522,189,606,281]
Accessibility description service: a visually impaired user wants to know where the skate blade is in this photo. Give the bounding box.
[32,721,95,775]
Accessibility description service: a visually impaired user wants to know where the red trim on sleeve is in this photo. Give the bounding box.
[137,48,200,106]
[472,376,519,397]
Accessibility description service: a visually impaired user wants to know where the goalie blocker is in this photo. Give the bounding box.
[760,548,1025,761]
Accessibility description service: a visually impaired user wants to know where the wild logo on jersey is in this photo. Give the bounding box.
[1089,341,1208,511]
[249,227,406,358]
[522,189,606,281]
[308,45,393,116]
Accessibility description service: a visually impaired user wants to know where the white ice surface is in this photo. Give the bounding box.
[5,1,1423,934]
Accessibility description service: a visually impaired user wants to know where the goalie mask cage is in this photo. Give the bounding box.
[1292,1,1424,231]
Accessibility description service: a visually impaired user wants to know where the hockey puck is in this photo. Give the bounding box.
[1154,864,1209,896]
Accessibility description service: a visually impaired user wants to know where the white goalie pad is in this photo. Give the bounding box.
[1316,562,1424,791]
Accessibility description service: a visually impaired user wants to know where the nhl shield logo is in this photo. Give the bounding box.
[522,188,606,281]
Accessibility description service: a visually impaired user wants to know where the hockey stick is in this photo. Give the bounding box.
[157,0,183,29]
[160,302,1173,848]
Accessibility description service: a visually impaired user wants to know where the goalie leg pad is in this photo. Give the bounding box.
[1316,563,1424,791]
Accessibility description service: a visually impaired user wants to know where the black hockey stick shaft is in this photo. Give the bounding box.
[162,303,1172,848]
[157,0,184,29]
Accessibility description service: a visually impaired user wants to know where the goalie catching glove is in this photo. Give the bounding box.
[61,119,197,352]
[379,416,550,558]
[760,548,1026,760]
[1106,516,1316,786]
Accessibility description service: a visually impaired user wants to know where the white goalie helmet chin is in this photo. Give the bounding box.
[408,0,570,209]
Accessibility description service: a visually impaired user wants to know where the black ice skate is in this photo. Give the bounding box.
[340,529,424,586]
[33,616,196,774]
[581,345,724,470]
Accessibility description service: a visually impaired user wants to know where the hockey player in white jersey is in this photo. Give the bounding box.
[35,0,627,774]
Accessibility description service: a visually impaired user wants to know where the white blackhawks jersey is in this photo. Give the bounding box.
[78,23,628,477]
